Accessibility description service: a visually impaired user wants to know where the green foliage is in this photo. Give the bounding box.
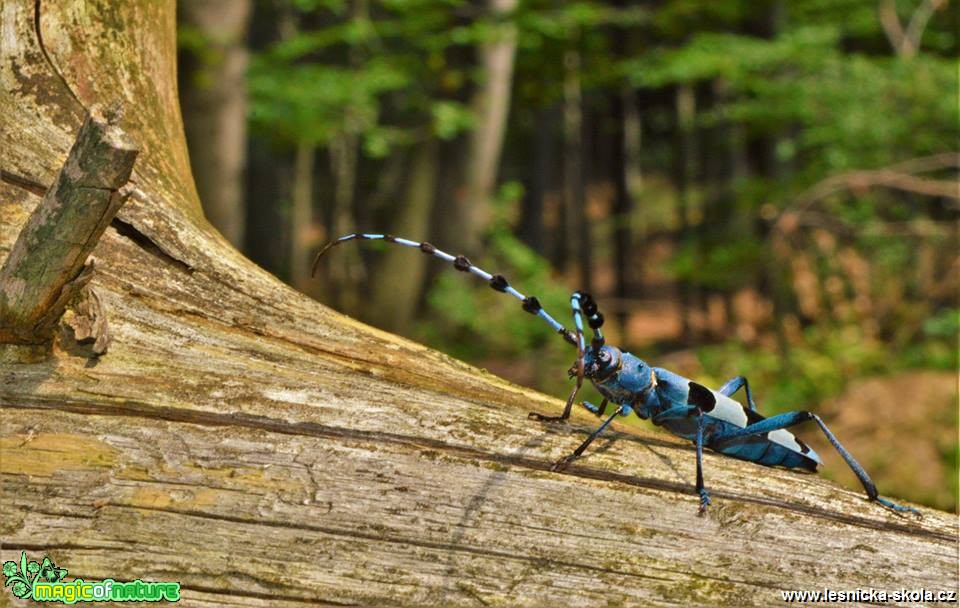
[695,320,957,414]
[922,308,959,340]
[634,26,840,89]
[248,0,481,151]
[420,222,569,359]
[431,101,475,140]
[622,0,958,304]
[898,308,960,369]
[249,58,409,146]
[634,25,958,175]
[671,238,765,290]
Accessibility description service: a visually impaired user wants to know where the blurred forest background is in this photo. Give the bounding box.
[176,0,958,511]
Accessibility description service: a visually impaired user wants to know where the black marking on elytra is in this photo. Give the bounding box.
[588,312,604,329]
[744,407,764,425]
[489,274,509,292]
[420,242,436,254]
[453,255,472,271]
[522,296,542,314]
[796,437,811,454]
[687,382,716,412]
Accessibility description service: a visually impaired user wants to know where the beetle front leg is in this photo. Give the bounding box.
[529,370,583,422]
[528,382,578,422]
[551,405,624,472]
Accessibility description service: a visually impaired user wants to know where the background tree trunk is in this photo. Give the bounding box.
[178,0,251,248]
[519,104,558,253]
[368,139,438,332]
[289,142,316,293]
[452,0,519,256]
[0,2,956,607]
[561,46,587,288]
[673,84,697,343]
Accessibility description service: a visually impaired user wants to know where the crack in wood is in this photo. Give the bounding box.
[0,170,47,196]
[7,543,142,552]
[111,218,194,273]
[4,396,950,543]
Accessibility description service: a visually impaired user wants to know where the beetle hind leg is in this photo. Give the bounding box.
[712,411,921,516]
[718,375,758,411]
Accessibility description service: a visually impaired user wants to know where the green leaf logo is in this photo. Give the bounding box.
[3,552,69,600]
[40,557,68,582]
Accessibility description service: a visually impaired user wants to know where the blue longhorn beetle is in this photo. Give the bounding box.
[315,233,920,516]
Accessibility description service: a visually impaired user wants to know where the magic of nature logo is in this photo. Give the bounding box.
[3,552,180,603]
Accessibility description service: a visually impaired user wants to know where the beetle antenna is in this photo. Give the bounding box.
[315,233,578,347]
[565,292,589,412]
[573,291,605,350]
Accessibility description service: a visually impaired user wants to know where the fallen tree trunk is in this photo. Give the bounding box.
[0,2,956,607]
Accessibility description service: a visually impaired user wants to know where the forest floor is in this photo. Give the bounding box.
[805,370,957,513]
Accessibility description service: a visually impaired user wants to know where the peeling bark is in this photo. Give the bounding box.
[0,2,956,607]
[0,106,137,348]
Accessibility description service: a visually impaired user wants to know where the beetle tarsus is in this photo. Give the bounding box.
[551,454,578,472]
[698,489,712,516]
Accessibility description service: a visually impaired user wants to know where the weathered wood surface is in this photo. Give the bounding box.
[0,1,957,607]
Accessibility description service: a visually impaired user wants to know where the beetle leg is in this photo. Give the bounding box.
[528,377,581,422]
[550,405,624,472]
[580,398,608,417]
[695,410,711,515]
[712,411,920,516]
[718,375,758,411]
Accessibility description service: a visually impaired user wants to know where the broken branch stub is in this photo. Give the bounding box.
[0,105,138,347]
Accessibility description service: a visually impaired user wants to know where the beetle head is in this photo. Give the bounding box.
[571,345,622,381]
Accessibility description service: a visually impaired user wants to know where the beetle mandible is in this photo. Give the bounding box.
[315,233,919,516]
